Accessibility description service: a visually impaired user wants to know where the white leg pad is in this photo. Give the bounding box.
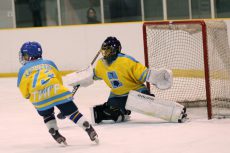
[125,90,184,122]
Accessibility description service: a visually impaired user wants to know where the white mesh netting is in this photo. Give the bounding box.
[144,20,230,118]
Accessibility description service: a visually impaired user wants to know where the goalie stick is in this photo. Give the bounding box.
[71,50,101,96]
[57,50,101,120]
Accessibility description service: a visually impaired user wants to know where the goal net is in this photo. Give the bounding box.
[143,20,230,119]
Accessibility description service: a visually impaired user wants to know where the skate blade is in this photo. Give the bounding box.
[61,141,68,146]
[179,116,190,123]
[93,136,99,144]
[182,117,191,123]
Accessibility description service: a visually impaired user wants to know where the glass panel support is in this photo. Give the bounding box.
[210,0,215,18]
[162,0,167,20]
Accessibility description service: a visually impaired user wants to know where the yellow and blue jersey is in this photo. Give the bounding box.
[94,53,148,97]
[17,59,73,111]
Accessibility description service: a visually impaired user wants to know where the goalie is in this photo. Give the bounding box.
[65,36,187,124]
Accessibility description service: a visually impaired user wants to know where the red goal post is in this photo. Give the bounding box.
[143,20,230,119]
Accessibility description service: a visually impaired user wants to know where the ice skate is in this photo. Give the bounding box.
[116,114,131,123]
[178,107,188,123]
[49,128,67,146]
[125,110,131,115]
[124,110,131,121]
[116,109,131,122]
[83,121,99,144]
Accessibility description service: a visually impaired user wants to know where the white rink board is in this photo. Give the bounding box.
[0,23,143,73]
[1,20,230,73]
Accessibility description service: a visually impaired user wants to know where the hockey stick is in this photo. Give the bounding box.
[71,49,101,96]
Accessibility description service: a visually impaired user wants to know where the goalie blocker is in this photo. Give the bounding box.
[63,65,94,87]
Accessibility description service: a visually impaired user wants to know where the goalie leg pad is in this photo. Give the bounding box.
[125,90,186,123]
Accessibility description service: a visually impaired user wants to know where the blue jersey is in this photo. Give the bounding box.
[17,59,73,111]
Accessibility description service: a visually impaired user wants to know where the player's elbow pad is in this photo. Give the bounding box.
[146,68,173,90]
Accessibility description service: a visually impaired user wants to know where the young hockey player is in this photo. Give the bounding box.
[17,41,99,145]
[64,36,187,124]
[92,36,152,123]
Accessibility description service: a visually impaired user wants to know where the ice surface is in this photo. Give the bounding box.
[0,78,230,153]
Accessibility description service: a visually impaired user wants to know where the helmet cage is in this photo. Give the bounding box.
[19,41,42,65]
[19,52,35,65]
[19,51,26,65]
[100,45,116,59]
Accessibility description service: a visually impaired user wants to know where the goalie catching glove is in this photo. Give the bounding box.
[146,68,173,90]
[63,66,94,87]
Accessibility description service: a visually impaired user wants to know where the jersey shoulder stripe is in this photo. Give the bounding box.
[117,53,138,63]
[139,69,148,82]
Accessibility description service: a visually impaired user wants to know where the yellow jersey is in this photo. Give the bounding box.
[94,53,148,96]
[17,59,73,111]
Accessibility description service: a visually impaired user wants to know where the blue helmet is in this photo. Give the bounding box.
[100,37,121,64]
[19,41,42,65]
